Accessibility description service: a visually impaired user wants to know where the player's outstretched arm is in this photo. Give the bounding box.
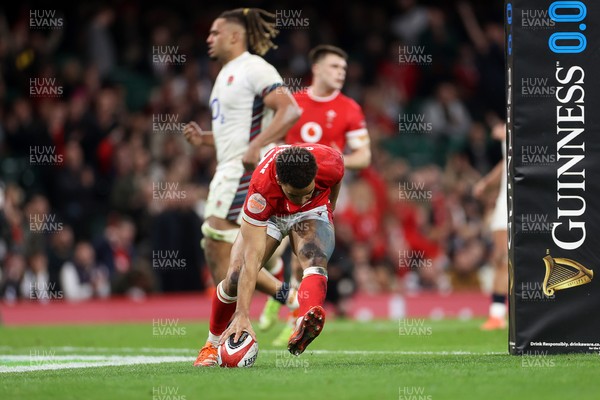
[183,121,214,148]
[241,88,301,170]
[220,220,267,343]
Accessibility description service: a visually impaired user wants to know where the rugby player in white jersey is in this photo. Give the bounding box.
[183,8,301,366]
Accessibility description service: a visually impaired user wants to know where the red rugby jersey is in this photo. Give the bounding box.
[242,143,344,226]
[285,89,368,151]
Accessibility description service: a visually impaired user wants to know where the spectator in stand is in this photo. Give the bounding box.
[88,7,117,79]
[457,1,506,118]
[22,194,52,255]
[391,0,430,46]
[46,225,75,292]
[94,216,154,296]
[462,122,502,176]
[20,251,51,302]
[53,140,96,239]
[0,253,26,303]
[60,241,110,301]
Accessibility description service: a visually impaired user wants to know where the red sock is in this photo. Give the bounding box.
[297,274,327,315]
[209,283,237,336]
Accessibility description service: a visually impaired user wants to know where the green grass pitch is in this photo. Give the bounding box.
[1,319,599,399]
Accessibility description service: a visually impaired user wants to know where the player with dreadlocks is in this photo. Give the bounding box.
[183,8,302,367]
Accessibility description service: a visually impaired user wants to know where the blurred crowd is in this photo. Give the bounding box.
[0,0,505,306]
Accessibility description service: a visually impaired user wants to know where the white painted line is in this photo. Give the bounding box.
[2,355,190,361]
[0,346,192,354]
[1,347,506,357]
[0,348,507,373]
[284,350,506,355]
[0,345,507,355]
[0,355,190,373]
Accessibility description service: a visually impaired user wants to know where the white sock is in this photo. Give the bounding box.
[490,302,506,319]
[207,332,220,347]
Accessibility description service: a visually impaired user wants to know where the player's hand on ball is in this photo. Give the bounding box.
[242,143,261,171]
[220,312,256,345]
[183,121,204,147]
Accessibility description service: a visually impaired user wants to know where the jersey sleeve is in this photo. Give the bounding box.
[345,99,370,150]
[241,186,273,227]
[320,147,345,186]
[245,58,284,98]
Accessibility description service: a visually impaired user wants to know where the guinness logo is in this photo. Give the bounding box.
[542,250,593,297]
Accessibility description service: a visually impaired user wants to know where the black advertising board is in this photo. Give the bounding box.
[507,0,600,354]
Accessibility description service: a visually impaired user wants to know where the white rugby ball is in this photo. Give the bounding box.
[218,331,258,368]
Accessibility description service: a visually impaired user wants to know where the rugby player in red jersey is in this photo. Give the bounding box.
[259,45,372,341]
[204,143,344,358]
[286,45,371,168]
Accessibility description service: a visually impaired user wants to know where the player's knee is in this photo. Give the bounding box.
[217,280,237,302]
[299,241,328,268]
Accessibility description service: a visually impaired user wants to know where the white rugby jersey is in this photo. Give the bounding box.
[209,51,283,167]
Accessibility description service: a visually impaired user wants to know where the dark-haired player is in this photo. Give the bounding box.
[286,45,370,167]
[194,144,344,365]
[183,8,301,366]
[259,45,371,342]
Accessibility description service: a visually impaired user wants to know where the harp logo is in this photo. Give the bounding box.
[542,250,593,296]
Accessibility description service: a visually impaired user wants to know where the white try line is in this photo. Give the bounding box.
[0,355,189,373]
[0,345,506,356]
[295,350,505,356]
[0,346,193,354]
[0,348,506,373]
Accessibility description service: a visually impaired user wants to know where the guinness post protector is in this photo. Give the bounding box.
[507,0,600,354]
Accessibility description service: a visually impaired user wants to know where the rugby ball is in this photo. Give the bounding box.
[218,331,258,368]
